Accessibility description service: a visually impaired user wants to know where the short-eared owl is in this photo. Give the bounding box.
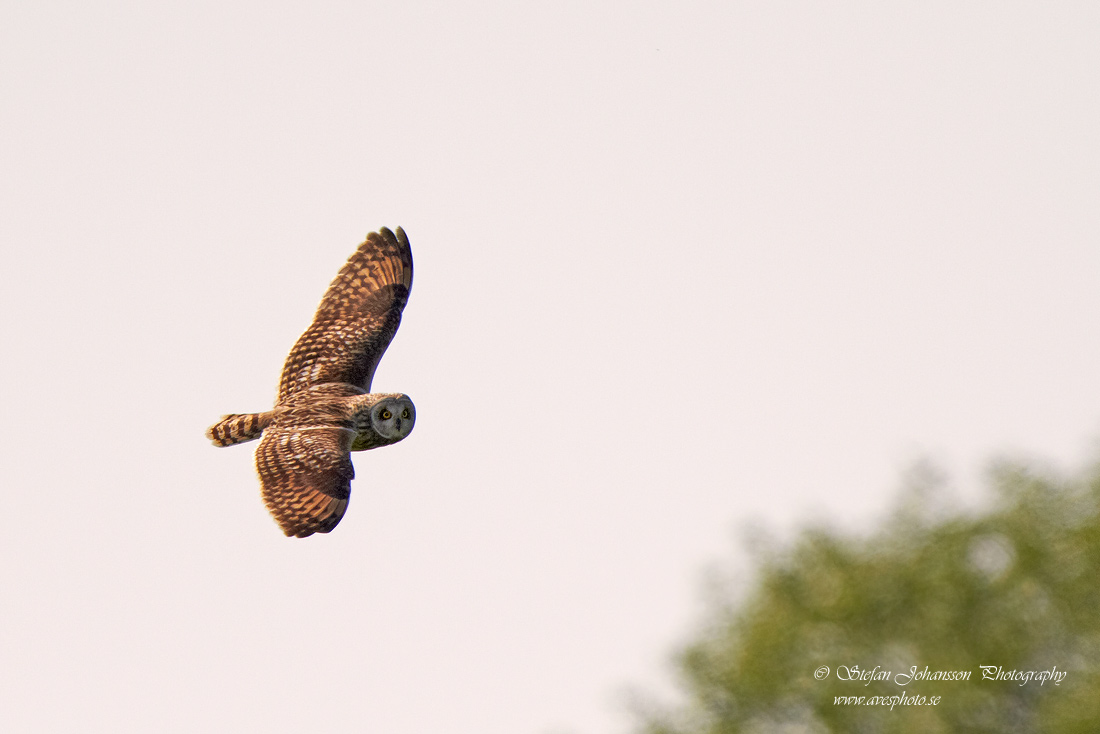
[206,227,416,538]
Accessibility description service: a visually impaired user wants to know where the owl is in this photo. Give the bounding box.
[206,227,416,537]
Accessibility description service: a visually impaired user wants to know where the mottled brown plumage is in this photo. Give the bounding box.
[278,228,414,403]
[206,227,417,538]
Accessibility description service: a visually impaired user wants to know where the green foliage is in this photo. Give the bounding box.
[639,460,1100,733]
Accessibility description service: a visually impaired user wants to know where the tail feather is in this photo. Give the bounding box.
[206,412,273,447]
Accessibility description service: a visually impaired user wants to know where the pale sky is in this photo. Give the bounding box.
[3,2,1100,733]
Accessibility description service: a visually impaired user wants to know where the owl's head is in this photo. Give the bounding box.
[352,393,416,450]
[370,395,416,440]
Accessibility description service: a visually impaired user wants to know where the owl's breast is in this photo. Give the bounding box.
[349,418,382,451]
[350,432,373,451]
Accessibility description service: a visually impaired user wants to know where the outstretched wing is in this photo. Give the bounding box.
[255,425,356,537]
[277,227,413,403]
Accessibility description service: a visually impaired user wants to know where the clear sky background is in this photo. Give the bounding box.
[3,2,1100,732]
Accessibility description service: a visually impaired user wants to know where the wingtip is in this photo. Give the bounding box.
[373,226,410,250]
[398,227,412,290]
[381,225,412,290]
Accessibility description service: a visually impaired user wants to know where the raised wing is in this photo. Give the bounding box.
[277,227,413,403]
[255,425,356,537]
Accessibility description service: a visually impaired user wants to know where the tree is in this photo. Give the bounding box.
[638,459,1100,733]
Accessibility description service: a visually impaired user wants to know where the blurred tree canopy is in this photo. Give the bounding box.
[637,459,1100,733]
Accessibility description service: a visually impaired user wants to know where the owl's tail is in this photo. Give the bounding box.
[206,412,274,447]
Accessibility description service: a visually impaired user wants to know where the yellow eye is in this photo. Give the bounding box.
[401,408,410,419]
[380,409,392,420]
